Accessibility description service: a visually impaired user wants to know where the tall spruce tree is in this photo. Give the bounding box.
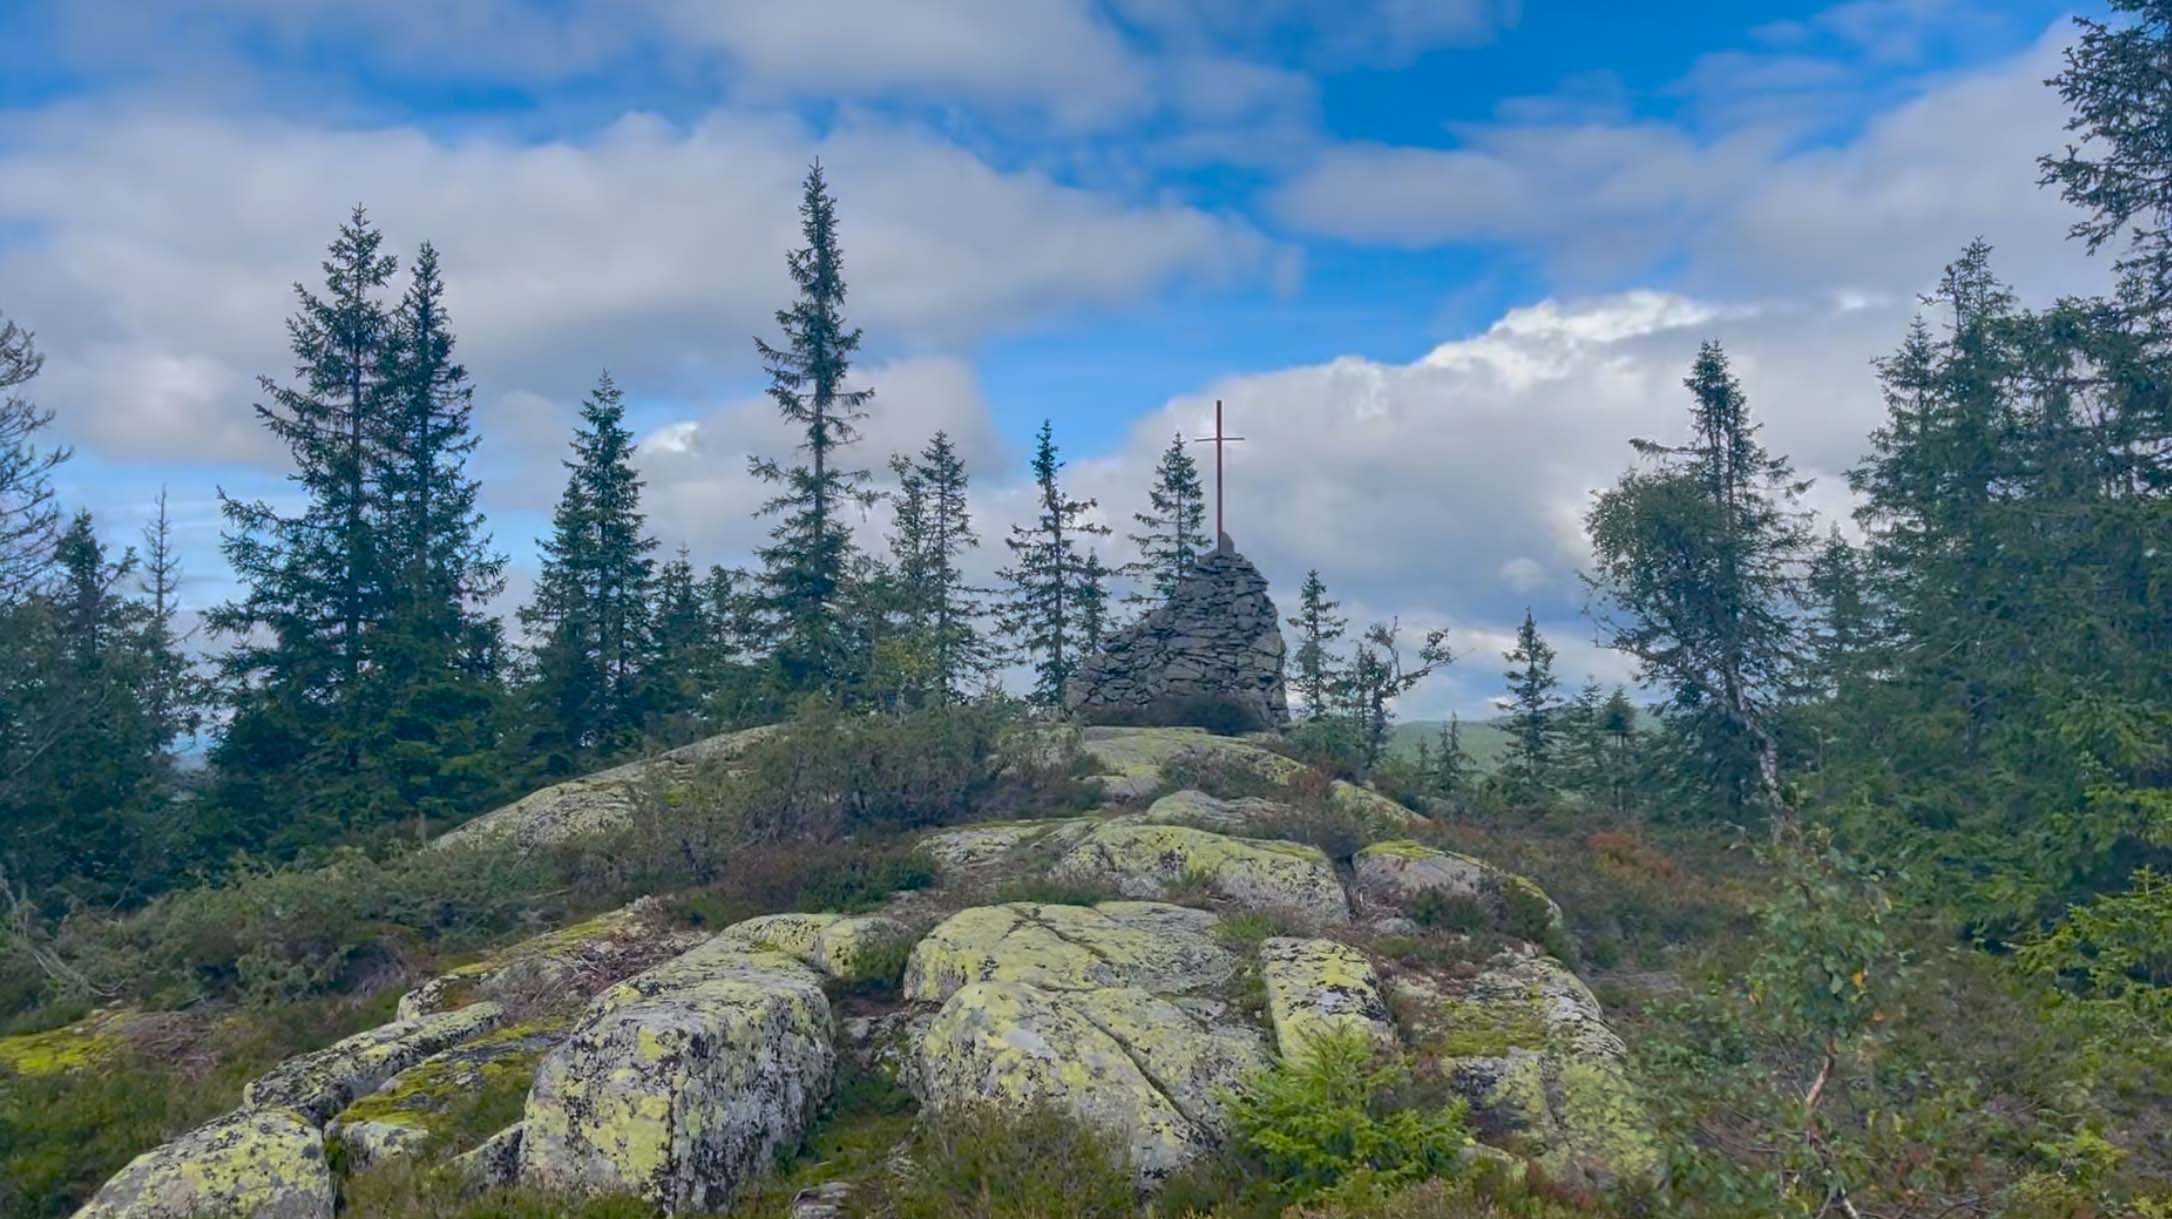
[1498,610,1561,802]
[1124,434,1206,612]
[376,241,507,837]
[750,161,874,696]
[209,207,402,845]
[521,372,657,771]
[1586,341,1812,819]
[1287,569,1346,719]
[997,421,1109,706]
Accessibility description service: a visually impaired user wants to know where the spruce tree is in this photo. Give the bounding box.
[521,372,657,770]
[2,513,173,900]
[1804,528,1872,701]
[210,207,401,844]
[887,433,986,704]
[1287,569,1346,719]
[1559,679,1609,803]
[2041,0,2172,327]
[997,421,1109,706]
[137,488,201,757]
[1431,713,1473,800]
[1124,433,1206,611]
[1498,610,1561,802]
[750,161,874,695]
[0,314,66,604]
[1586,341,1812,819]
[376,241,508,837]
[643,547,709,737]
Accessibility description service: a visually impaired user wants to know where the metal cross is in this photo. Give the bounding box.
[1190,398,1245,547]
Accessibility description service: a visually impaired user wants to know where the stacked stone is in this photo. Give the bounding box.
[1066,536,1289,730]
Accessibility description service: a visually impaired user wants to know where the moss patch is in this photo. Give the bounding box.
[0,1010,131,1076]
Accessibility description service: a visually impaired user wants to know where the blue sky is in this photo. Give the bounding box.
[0,0,2123,716]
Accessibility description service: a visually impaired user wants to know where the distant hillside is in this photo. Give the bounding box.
[1388,718,1513,767]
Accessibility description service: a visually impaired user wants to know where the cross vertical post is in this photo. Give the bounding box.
[1191,399,1246,549]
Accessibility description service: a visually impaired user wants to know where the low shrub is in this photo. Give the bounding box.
[1405,891,1486,934]
[870,1102,1136,1219]
[1221,1028,1472,1208]
[989,877,1118,908]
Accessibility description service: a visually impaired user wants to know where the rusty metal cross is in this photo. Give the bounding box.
[1190,399,1245,547]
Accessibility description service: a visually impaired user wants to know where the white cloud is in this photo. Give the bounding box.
[0,106,1276,465]
[1269,22,2101,302]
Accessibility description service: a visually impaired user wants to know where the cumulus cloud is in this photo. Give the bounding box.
[1270,22,2100,302]
[0,106,1276,465]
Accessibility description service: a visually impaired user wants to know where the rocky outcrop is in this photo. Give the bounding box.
[1066,543,1288,731]
[913,980,1269,1185]
[1390,950,1659,1190]
[1077,726,1305,801]
[74,1108,333,1219]
[711,912,916,984]
[517,933,834,1213]
[1353,840,1567,947]
[327,1019,568,1169]
[1050,822,1350,924]
[1257,937,1396,1060]
[243,1003,508,1126]
[396,899,704,1022]
[902,901,1236,1003]
[437,724,781,850]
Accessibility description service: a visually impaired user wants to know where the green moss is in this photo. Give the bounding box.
[1425,1000,1551,1060]
[0,1014,126,1076]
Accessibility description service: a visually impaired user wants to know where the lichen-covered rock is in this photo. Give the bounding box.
[244,1002,506,1125]
[1050,823,1350,924]
[1076,726,1303,801]
[912,979,1269,1185]
[1257,937,1395,1060]
[75,1107,332,1219]
[913,819,1093,869]
[437,724,780,849]
[902,901,1234,1004]
[1392,950,1658,1190]
[327,1019,566,1166]
[1066,543,1289,730]
[1327,781,1425,832]
[1137,788,1294,833]
[518,937,833,1212]
[396,899,706,1021]
[456,1123,524,1191]
[713,912,915,983]
[1352,841,1567,946]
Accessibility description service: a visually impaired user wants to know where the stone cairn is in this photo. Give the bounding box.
[1066,534,1289,730]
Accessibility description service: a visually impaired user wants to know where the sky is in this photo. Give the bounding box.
[0,0,2127,719]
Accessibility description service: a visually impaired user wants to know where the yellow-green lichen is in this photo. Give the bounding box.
[1050,822,1349,924]
[901,901,1233,1003]
[0,1009,132,1076]
[74,1106,333,1219]
[1257,937,1395,1060]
